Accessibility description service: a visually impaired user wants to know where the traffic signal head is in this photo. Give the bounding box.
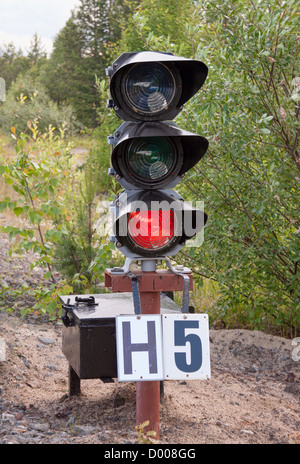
[106,51,208,122]
[109,121,208,190]
[106,51,209,260]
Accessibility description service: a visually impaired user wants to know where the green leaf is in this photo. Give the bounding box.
[13,207,23,217]
[0,202,7,213]
[260,128,271,134]
[44,271,53,279]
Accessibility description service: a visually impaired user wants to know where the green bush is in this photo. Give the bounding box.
[0,74,78,136]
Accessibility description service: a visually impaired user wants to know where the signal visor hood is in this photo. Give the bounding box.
[106,51,208,122]
[109,121,209,190]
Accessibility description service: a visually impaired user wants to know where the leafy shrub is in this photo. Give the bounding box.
[0,74,78,136]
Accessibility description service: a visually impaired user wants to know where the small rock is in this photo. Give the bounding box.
[14,411,24,421]
[12,425,27,433]
[18,355,30,368]
[38,336,55,345]
[286,372,295,383]
[112,393,124,408]
[284,383,299,396]
[73,425,97,436]
[241,429,254,435]
[25,380,41,389]
[2,413,16,424]
[30,422,49,432]
[45,364,58,371]
[247,367,257,373]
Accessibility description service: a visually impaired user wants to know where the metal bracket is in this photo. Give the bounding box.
[61,298,75,327]
[61,296,98,327]
[109,257,191,314]
[163,258,191,313]
[127,272,141,315]
[75,296,98,306]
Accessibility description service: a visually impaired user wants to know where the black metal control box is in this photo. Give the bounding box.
[61,293,180,382]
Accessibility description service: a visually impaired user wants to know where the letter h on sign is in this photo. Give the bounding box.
[122,321,158,375]
[116,315,163,381]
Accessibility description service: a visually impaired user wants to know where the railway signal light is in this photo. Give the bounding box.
[109,121,208,190]
[107,51,208,122]
[106,51,209,259]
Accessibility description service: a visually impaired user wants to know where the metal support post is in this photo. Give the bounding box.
[135,260,160,437]
[69,364,81,396]
[136,290,161,438]
[104,261,194,440]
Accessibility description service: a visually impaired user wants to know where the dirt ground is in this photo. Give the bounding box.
[0,312,299,444]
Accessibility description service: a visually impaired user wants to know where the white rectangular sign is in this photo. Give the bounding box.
[116,314,210,382]
[115,315,163,382]
[162,314,211,380]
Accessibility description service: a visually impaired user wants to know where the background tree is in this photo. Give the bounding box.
[41,14,85,117]
[43,0,131,127]
[27,33,47,65]
[120,0,194,55]
[0,43,31,89]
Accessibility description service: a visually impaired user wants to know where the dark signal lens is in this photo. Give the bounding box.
[127,137,176,182]
[128,210,175,250]
[124,63,176,115]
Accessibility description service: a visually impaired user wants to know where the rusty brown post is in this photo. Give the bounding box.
[105,267,193,439]
[136,290,161,438]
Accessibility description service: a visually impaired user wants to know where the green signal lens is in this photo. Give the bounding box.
[127,137,176,181]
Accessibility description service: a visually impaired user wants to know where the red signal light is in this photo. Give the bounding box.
[128,210,175,250]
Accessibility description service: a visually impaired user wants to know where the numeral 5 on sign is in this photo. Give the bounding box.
[163,314,210,380]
